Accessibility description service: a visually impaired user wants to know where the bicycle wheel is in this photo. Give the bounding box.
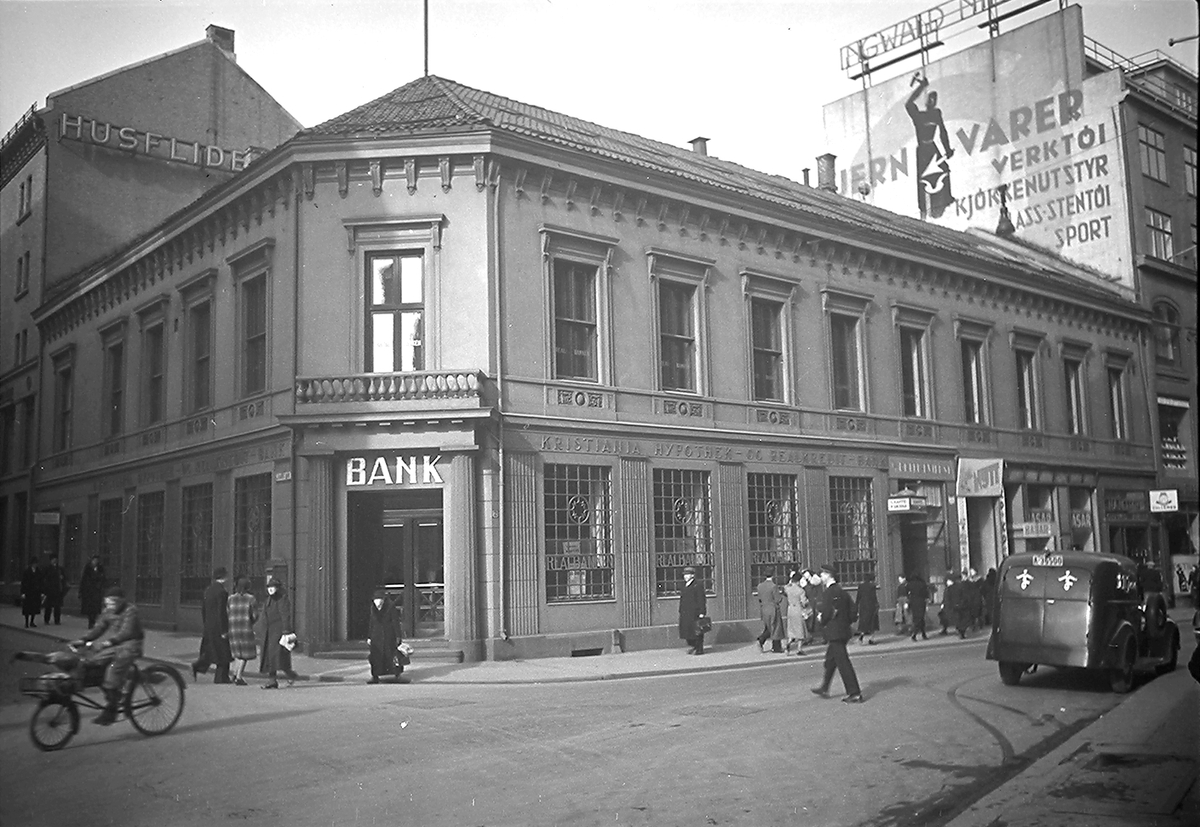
[29,700,79,751]
[125,664,185,736]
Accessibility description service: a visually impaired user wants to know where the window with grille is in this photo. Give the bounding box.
[241,274,268,396]
[828,476,875,586]
[1064,357,1086,435]
[142,322,165,425]
[98,498,124,582]
[748,473,801,588]
[1015,348,1040,430]
[1146,207,1174,261]
[653,469,713,595]
[1138,124,1167,182]
[900,326,930,417]
[960,338,988,424]
[658,281,697,392]
[180,483,214,604]
[830,313,863,411]
[552,260,598,381]
[751,298,784,402]
[234,474,272,587]
[136,492,164,604]
[366,253,424,373]
[544,464,613,602]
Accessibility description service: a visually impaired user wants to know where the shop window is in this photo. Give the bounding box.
[828,476,875,586]
[1152,302,1181,367]
[51,346,74,452]
[136,491,164,605]
[1067,487,1095,551]
[1158,400,1190,472]
[552,260,598,381]
[234,474,272,588]
[748,473,802,587]
[543,464,613,602]
[1138,124,1167,182]
[98,498,124,583]
[1063,356,1087,435]
[180,483,214,604]
[366,252,424,373]
[1145,207,1174,261]
[653,469,713,595]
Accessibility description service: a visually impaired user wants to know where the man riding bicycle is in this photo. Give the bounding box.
[72,586,144,725]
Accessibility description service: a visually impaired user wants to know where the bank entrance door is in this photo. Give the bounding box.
[348,491,444,640]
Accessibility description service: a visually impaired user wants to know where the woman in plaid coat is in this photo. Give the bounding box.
[228,576,258,686]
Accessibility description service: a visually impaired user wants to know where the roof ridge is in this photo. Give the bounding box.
[426,75,492,124]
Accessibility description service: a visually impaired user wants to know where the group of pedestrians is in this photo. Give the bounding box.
[191,567,298,689]
[895,568,996,641]
[19,555,73,628]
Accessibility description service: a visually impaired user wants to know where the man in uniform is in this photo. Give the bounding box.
[811,564,865,703]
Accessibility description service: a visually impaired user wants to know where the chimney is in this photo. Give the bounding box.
[206,25,235,59]
[689,136,709,156]
[816,153,837,192]
[802,167,811,187]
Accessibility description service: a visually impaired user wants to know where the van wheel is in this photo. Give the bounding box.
[1156,630,1179,675]
[1110,642,1135,694]
[998,661,1026,686]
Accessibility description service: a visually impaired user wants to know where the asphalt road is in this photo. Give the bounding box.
[0,625,1155,827]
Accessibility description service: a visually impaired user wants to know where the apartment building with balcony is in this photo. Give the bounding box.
[0,26,301,596]
[21,74,1159,659]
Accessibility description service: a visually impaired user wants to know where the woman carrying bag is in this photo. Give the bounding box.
[259,577,297,689]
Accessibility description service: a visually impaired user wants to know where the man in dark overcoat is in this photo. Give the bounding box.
[367,588,406,683]
[20,558,42,628]
[79,554,107,628]
[192,567,232,683]
[755,574,785,653]
[40,555,68,625]
[678,566,708,655]
[811,563,864,703]
[907,573,930,641]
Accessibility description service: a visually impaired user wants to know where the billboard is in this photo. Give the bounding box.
[823,7,1134,290]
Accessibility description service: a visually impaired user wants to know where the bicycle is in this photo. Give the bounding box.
[14,644,186,751]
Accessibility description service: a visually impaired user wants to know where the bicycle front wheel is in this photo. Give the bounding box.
[125,664,185,735]
[30,700,79,751]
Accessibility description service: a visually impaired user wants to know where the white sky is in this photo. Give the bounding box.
[1,0,1196,184]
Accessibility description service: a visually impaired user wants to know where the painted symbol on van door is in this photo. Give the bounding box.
[1058,570,1078,591]
[1017,569,1034,590]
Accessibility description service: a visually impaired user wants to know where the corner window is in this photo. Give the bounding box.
[653,468,713,596]
[366,253,424,373]
[544,464,613,602]
[1138,124,1167,182]
[1146,207,1174,261]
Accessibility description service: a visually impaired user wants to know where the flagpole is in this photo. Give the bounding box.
[424,0,429,76]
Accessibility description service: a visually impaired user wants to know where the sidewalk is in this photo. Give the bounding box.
[0,604,979,685]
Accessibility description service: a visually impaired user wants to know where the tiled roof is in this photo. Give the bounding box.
[301,76,1129,301]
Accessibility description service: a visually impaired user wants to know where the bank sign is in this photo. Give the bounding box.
[346,455,443,487]
[822,7,1133,290]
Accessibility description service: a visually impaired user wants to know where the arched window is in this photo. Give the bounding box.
[1153,302,1181,366]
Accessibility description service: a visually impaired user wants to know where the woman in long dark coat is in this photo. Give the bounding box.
[79,555,107,628]
[20,559,42,628]
[367,589,405,683]
[259,578,296,689]
[855,573,880,644]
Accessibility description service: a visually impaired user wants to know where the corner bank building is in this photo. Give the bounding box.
[22,75,1162,661]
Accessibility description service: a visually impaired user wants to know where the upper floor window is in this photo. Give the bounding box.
[825,289,871,413]
[52,347,74,452]
[751,298,784,402]
[229,241,274,398]
[16,250,30,295]
[650,250,711,395]
[1138,124,1167,182]
[1014,346,1041,430]
[141,319,166,426]
[366,253,424,373]
[1159,399,1191,472]
[0,406,14,476]
[1184,146,1197,197]
[1063,356,1086,436]
[1153,302,1182,367]
[101,325,126,437]
[18,175,33,218]
[1146,207,1174,261]
[895,308,934,418]
[958,326,990,426]
[1107,357,1130,441]
[188,300,212,412]
[552,259,598,381]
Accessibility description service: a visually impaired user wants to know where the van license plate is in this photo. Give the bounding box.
[1031,554,1064,567]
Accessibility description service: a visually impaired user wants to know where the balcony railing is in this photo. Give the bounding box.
[1085,37,1198,120]
[295,370,486,405]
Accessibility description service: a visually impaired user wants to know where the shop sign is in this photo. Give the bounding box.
[59,113,252,173]
[957,458,1003,497]
[33,511,61,526]
[1103,490,1148,523]
[1069,511,1092,529]
[889,456,955,480]
[887,493,927,513]
[1012,521,1054,538]
[346,455,443,487]
[1149,489,1179,513]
